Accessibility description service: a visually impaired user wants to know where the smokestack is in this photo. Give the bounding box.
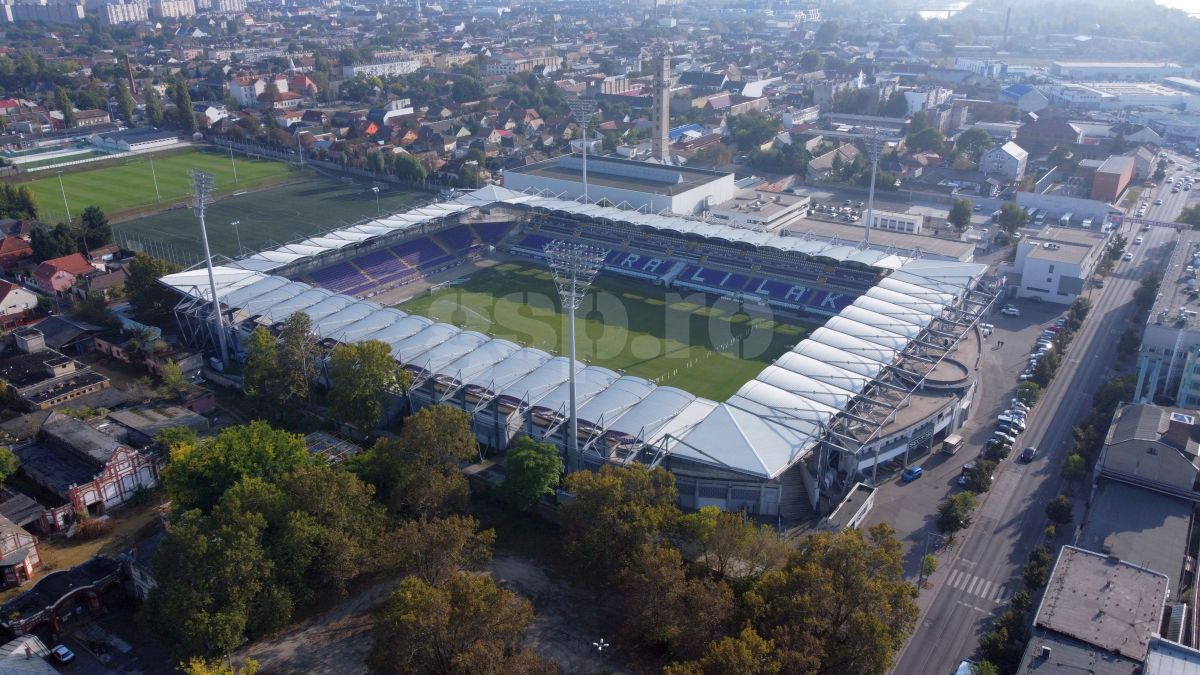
[414,0,420,15]
[1002,7,1011,49]
[651,50,670,163]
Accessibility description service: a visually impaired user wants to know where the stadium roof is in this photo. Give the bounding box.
[162,190,986,481]
[217,186,915,276]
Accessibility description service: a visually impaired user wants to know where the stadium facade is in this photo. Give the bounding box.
[161,186,993,521]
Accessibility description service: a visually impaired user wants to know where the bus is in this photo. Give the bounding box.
[1059,212,1073,226]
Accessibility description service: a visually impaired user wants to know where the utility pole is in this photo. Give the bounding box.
[56,171,71,225]
[567,93,596,202]
[190,170,228,367]
[861,127,888,247]
[231,220,242,254]
[149,155,161,202]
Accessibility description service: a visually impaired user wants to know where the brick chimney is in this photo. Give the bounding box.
[1163,411,1196,453]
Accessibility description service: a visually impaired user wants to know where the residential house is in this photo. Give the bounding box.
[72,110,111,128]
[0,516,39,588]
[13,411,159,520]
[807,144,861,181]
[980,141,1029,181]
[1014,113,1084,155]
[33,254,94,294]
[0,281,37,329]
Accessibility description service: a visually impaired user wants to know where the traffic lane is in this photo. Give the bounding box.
[894,223,1168,674]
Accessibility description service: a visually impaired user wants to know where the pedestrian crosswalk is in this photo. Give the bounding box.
[946,568,1010,604]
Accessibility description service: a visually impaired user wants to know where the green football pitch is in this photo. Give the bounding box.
[397,262,815,400]
[111,179,427,264]
[19,148,298,223]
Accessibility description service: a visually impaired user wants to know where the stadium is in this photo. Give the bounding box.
[160,184,992,523]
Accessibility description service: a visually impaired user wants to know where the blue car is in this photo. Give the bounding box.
[901,466,923,483]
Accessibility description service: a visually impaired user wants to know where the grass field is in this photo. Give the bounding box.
[19,148,298,223]
[397,262,814,400]
[112,178,428,264]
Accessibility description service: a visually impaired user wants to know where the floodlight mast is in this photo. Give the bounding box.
[861,127,888,248]
[189,169,228,368]
[568,94,597,202]
[545,240,607,473]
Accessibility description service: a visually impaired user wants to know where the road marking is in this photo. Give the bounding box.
[994,585,1010,604]
[948,570,964,588]
[966,576,981,595]
[978,580,993,599]
[955,600,989,614]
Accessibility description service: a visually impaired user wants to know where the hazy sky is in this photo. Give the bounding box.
[1157,0,1200,13]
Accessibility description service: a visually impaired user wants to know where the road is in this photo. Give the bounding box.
[891,219,1177,674]
[1134,150,1199,223]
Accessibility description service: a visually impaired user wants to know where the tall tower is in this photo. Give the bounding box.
[651,49,671,163]
[414,0,421,15]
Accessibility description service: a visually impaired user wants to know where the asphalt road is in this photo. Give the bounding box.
[1136,150,1200,223]
[890,219,1177,674]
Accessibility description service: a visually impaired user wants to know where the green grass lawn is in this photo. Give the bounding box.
[397,262,814,400]
[13,150,106,170]
[112,178,428,264]
[19,148,298,223]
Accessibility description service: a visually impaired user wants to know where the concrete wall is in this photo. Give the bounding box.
[1016,191,1119,223]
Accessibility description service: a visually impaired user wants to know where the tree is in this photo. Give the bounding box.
[80,205,111,249]
[385,515,494,585]
[743,524,918,674]
[117,80,136,124]
[907,126,944,153]
[681,506,789,581]
[1061,453,1086,481]
[971,661,1000,675]
[173,76,196,134]
[560,464,679,585]
[621,544,734,657]
[278,311,314,406]
[394,154,427,183]
[920,553,938,581]
[1135,272,1161,311]
[451,76,484,102]
[1049,145,1075,172]
[182,659,260,675]
[813,20,840,46]
[243,326,281,412]
[349,406,477,519]
[499,436,562,510]
[964,459,997,493]
[1045,493,1073,526]
[1179,204,1200,228]
[880,91,908,117]
[162,420,315,513]
[368,573,541,675]
[799,50,822,72]
[997,202,1027,235]
[145,86,163,127]
[1154,158,1168,182]
[936,492,976,534]
[54,86,76,127]
[0,447,19,483]
[948,198,973,230]
[29,223,77,261]
[955,128,994,160]
[367,149,386,173]
[160,360,185,395]
[327,340,401,432]
[126,253,182,322]
[664,627,781,675]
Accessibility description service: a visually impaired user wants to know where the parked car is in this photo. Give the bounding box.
[1135,236,1144,245]
[1124,252,1134,260]
[1000,306,1021,317]
[50,645,75,664]
[901,466,923,483]
[1019,446,1038,463]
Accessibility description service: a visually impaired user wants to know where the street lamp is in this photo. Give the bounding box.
[859,127,889,247]
[56,171,71,225]
[545,240,608,473]
[568,93,597,203]
[190,169,228,368]
[231,220,242,255]
[149,155,161,202]
[371,186,381,216]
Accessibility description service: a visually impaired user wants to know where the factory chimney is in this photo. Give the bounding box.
[651,49,671,163]
[1002,7,1011,49]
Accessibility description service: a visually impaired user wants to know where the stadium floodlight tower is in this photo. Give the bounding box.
[189,169,228,368]
[567,92,597,203]
[545,240,607,473]
[860,127,889,247]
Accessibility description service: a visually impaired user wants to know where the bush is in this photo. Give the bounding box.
[1046,493,1073,526]
[964,459,997,493]
[936,492,976,534]
[1017,382,1041,405]
[75,517,115,540]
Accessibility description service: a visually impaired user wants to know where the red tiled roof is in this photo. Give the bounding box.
[35,253,92,280]
[0,237,32,257]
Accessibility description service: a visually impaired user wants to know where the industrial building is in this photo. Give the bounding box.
[1049,61,1185,81]
[1007,226,1108,304]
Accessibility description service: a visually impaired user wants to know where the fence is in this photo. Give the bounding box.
[207,137,440,193]
[21,152,130,174]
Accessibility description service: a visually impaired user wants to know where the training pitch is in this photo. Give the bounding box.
[113,179,428,263]
[397,261,814,400]
[20,148,298,223]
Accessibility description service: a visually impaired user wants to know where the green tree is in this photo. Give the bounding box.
[14,185,37,219]
[948,198,973,230]
[560,464,679,585]
[54,86,76,127]
[368,573,543,675]
[955,128,994,160]
[327,340,401,432]
[664,627,781,675]
[156,425,198,452]
[907,126,944,153]
[1046,493,1073,526]
[499,436,562,510]
[813,20,840,46]
[145,86,164,127]
[80,205,111,249]
[1135,272,1161,310]
[743,524,918,675]
[116,80,136,124]
[29,223,78,261]
[0,447,19,482]
[451,76,484,102]
[880,91,909,117]
[1154,158,1167,182]
[160,360,185,395]
[971,661,1000,675]
[385,515,494,585]
[681,506,790,581]
[394,154,427,182]
[278,311,314,406]
[163,420,315,513]
[1061,453,1086,481]
[964,459,997,493]
[126,253,182,322]
[936,492,976,534]
[182,658,260,675]
[1179,204,1200,228]
[173,76,196,134]
[243,326,281,413]
[799,50,822,72]
[367,149,386,173]
[997,202,1027,235]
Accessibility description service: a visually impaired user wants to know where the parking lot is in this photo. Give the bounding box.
[864,297,1068,577]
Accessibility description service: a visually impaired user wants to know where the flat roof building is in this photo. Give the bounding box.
[1050,61,1185,81]
[708,190,811,231]
[502,154,736,216]
[1135,229,1200,405]
[1008,226,1108,304]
